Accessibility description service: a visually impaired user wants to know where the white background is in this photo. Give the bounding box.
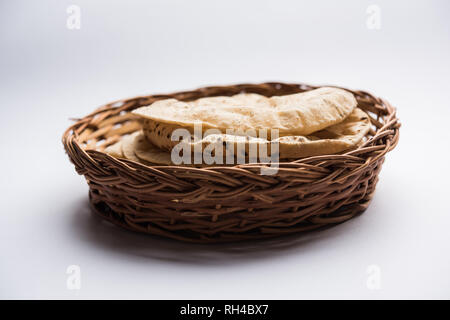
[1,0,449,299]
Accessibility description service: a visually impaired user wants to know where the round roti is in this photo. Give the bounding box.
[142,118,193,151]
[166,108,371,160]
[275,107,371,158]
[133,87,357,138]
[121,131,142,162]
[104,140,124,158]
[105,107,370,167]
[133,131,173,165]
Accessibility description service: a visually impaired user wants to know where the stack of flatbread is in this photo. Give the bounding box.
[104,87,371,165]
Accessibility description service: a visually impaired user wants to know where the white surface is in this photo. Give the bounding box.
[1,0,449,299]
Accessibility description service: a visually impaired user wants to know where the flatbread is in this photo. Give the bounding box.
[171,108,371,159]
[275,108,370,158]
[133,132,173,165]
[105,107,369,166]
[133,87,357,138]
[191,93,271,108]
[129,131,226,167]
[121,131,142,162]
[104,140,123,158]
[140,93,272,151]
[142,118,193,150]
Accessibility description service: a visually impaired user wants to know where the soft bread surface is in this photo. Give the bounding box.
[121,131,142,162]
[104,140,124,158]
[107,88,369,164]
[133,87,357,137]
[123,108,371,162]
[134,132,173,165]
[174,108,371,159]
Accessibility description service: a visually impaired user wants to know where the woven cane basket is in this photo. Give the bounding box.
[62,82,400,243]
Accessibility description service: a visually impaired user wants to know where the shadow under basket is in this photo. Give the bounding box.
[62,82,400,243]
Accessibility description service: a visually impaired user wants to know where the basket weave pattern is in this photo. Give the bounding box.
[63,83,400,242]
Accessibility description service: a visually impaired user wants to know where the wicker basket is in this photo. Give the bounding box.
[62,82,400,243]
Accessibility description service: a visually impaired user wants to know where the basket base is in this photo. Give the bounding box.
[89,192,371,243]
